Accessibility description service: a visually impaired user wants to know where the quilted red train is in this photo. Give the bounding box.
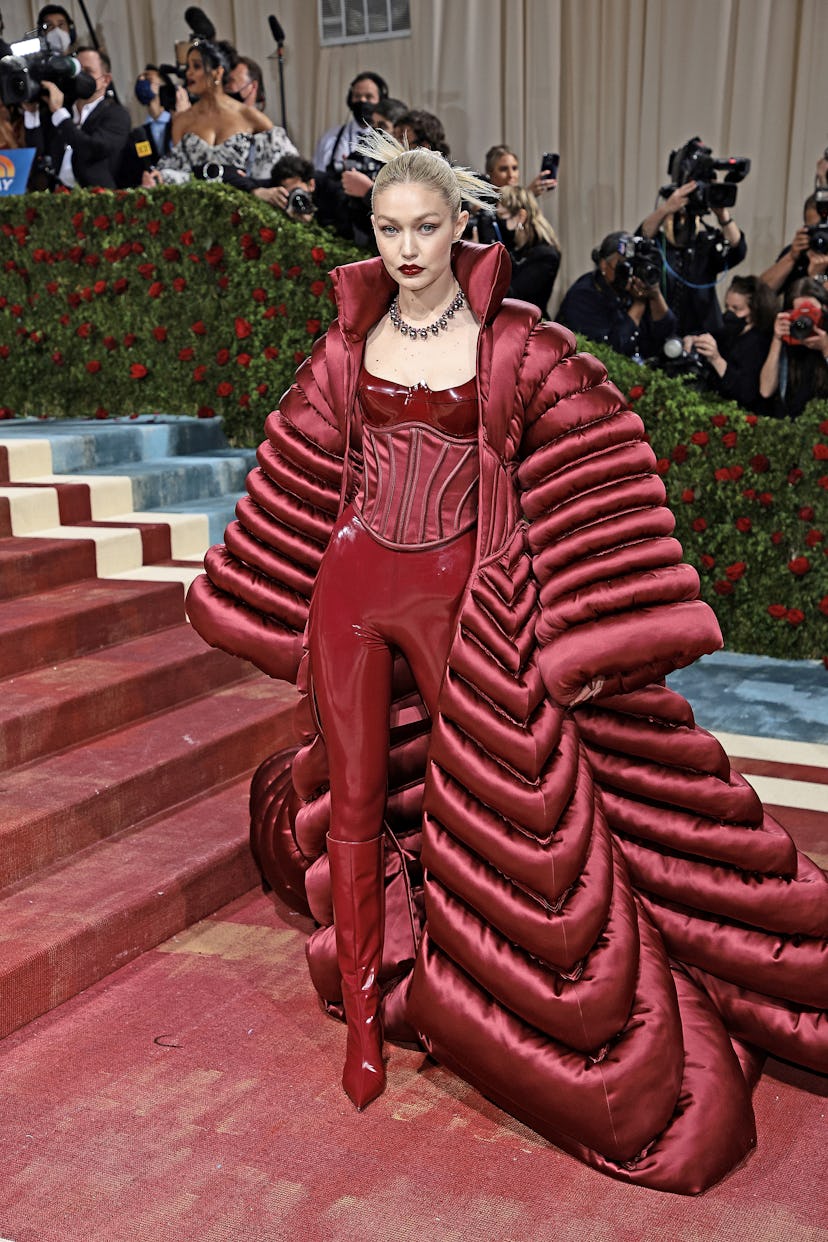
[187,243,827,1194]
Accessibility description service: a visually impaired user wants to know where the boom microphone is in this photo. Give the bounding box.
[184,7,216,40]
[269,15,285,43]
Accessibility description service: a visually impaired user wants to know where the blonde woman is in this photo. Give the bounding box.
[497,183,561,315]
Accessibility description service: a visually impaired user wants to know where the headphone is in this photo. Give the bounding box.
[346,70,389,109]
[591,231,631,266]
[37,5,77,45]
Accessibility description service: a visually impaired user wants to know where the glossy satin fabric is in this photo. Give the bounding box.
[188,241,828,1195]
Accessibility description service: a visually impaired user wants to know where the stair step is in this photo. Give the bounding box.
[0,576,185,675]
[0,624,253,768]
[0,676,297,887]
[0,773,269,1039]
[0,534,98,598]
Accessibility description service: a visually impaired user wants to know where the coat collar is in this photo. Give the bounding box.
[329,240,513,341]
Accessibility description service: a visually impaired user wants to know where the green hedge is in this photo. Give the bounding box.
[0,184,361,445]
[0,186,825,660]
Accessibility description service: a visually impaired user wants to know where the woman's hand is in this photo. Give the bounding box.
[527,172,557,198]
[141,169,163,188]
[802,325,828,357]
[692,332,722,363]
[772,311,791,341]
[175,85,191,114]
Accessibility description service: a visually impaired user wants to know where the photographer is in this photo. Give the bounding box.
[313,70,389,172]
[639,140,748,337]
[681,275,775,413]
[484,144,557,199]
[253,153,316,222]
[557,231,676,359]
[119,64,188,188]
[497,184,560,316]
[759,193,828,297]
[22,44,130,189]
[759,278,828,419]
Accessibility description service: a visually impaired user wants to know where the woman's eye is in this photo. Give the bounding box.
[381,226,397,235]
[420,223,436,234]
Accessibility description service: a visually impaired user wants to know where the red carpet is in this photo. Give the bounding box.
[0,886,825,1242]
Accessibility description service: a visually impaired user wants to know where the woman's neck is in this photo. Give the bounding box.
[396,272,459,322]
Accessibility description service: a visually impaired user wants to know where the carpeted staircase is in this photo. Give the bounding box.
[0,417,296,1040]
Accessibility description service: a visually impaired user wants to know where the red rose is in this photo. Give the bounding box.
[206,244,224,267]
[745,413,758,425]
[813,443,828,461]
[785,608,805,626]
[692,517,707,532]
[798,505,815,521]
[51,351,63,365]
[806,530,824,546]
[710,413,728,427]
[681,488,695,503]
[749,453,769,472]
[767,604,787,619]
[67,292,81,308]
[788,556,810,576]
[306,318,321,336]
[217,276,229,289]
[147,220,160,236]
[216,348,231,365]
[256,382,268,396]
[173,277,187,293]
[236,353,252,367]
[161,200,175,216]
[45,281,59,295]
[216,380,233,397]
[758,492,773,507]
[252,288,267,303]
[197,405,214,418]
[310,279,326,297]
[76,322,92,339]
[700,554,716,569]
[690,430,708,446]
[193,365,207,382]
[311,246,326,264]
[80,287,93,302]
[238,393,251,407]
[655,458,670,475]
[770,531,783,545]
[628,384,646,401]
[820,420,828,434]
[152,326,168,342]
[113,277,128,294]
[147,281,164,298]
[671,444,688,464]
[725,561,746,581]
[130,363,148,379]
[722,431,738,448]
[269,262,282,279]
[138,263,156,279]
[263,345,279,361]
[103,336,118,351]
[85,359,101,373]
[819,595,828,616]
[0,345,9,359]
[95,215,111,231]
[263,306,277,319]
[819,475,828,490]
[94,407,109,420]
[294,350,305,364]
[714,467,730,482]
[180,229,194,245]
[93,280,106,295]
[192,321,207,335]
[178,347,194,361]
[728,465,743,481]
[259,227,276,243]
[735,517,752,532]
[713,580,733,596]
[163,247,181,262]
[287,265,302,278]
[788,467,804,484]
[235,317,252,339]
[122,333,137,347]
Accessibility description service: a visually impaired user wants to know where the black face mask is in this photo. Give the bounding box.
[719,309,748,346]
[349,99,373,124]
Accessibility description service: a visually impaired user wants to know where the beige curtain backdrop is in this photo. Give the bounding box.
[6,0,828,309]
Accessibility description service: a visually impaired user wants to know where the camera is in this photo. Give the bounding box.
[616,235,662,291]
[783,300,822,346]
[0,34,95,107]
[660,336,707,378]
[286,185,315,217]
[660,137,751,216]
[808,186,828,253]
[330,151,383,181]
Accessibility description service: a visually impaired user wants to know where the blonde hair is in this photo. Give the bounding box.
[498,184,559,250]
[353,127,499,216]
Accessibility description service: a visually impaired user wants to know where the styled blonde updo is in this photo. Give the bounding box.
[353,127,499,217]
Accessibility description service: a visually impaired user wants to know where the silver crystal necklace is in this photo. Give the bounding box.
[389,287,465,340]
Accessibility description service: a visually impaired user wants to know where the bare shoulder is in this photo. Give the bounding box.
[242,105,273,134]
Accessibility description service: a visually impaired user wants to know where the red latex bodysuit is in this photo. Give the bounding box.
[309,369,479,846]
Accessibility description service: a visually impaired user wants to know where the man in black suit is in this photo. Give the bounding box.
[119,65,184,188]
[23,46,130,189]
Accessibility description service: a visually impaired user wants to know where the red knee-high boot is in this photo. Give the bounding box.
[326,832,386,1110]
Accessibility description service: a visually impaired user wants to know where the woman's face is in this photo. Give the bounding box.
[372,182,467,296]
[186,48,218,95]
[490,153,519,187]
[724,289,752,331]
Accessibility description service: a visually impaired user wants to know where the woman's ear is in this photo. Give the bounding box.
[454,209,470,240]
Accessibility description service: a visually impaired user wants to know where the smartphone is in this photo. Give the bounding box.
[541,152,560,181]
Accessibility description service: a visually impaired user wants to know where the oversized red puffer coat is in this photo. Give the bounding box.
[186,241,828,1195]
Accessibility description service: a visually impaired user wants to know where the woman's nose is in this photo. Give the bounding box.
[400,231,418,257]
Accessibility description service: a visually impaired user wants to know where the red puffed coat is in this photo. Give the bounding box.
[186,241,828,1195]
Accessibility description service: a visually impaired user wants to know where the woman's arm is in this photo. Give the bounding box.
[759,315,787,398]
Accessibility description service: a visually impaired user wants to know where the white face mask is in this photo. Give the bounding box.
[45,26,72,55]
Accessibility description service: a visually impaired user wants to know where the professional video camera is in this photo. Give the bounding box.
[660,136,751,216]
[0,32,95,107]
[807,186,828,254]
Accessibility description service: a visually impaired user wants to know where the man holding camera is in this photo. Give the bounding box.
[759,193,828,298]
[313,71,389,173]
[557,231,676,359]
[23,45,130,189]
[638,168,747,338]
[252,154,316,222]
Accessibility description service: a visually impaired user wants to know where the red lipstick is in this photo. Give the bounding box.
[399,265,423,275]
